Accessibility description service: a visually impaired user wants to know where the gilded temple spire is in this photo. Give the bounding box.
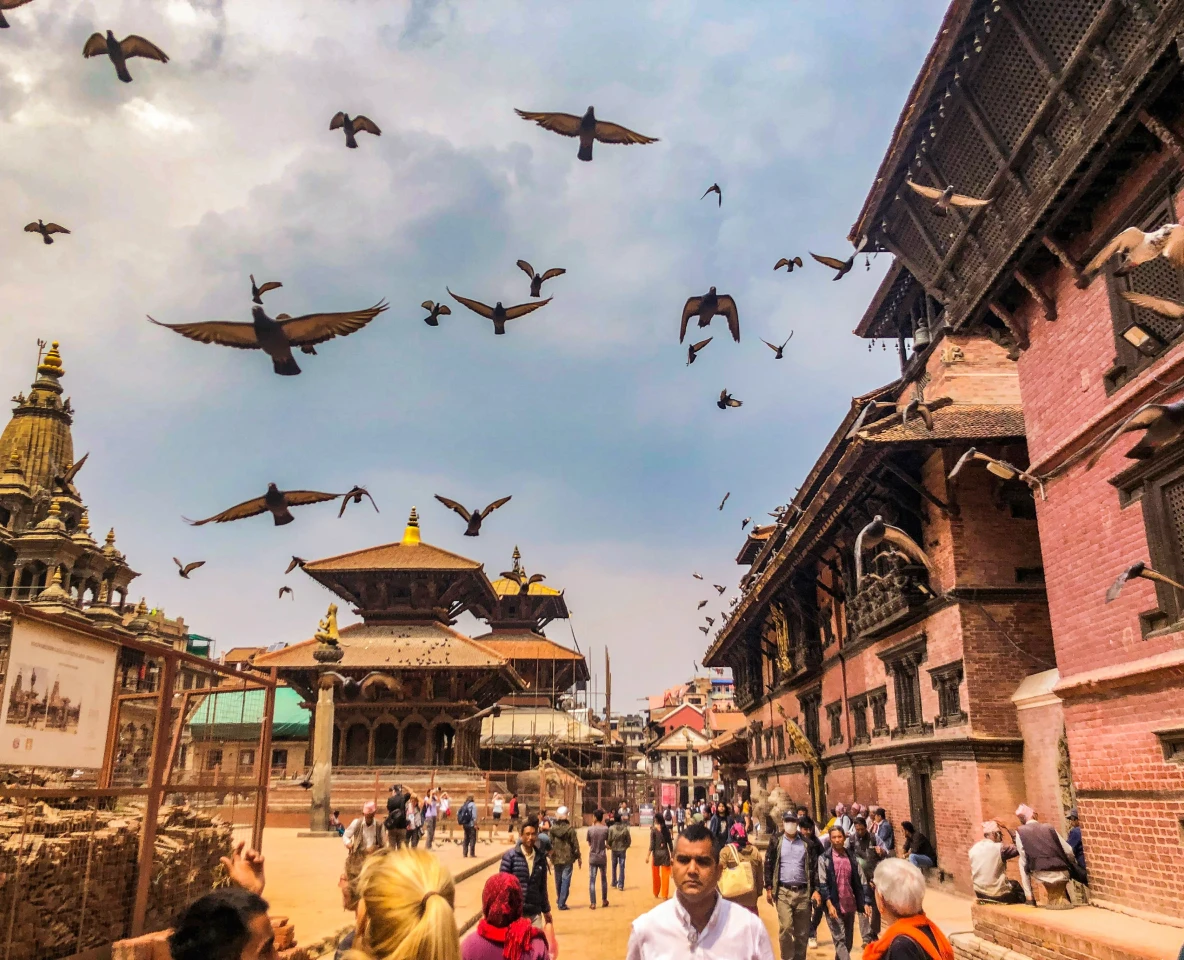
[402,506,421,545]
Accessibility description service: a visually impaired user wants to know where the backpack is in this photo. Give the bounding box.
[457,802,474,826]
[385,794,407,831]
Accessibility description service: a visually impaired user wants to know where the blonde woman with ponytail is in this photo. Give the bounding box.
[345,848,461,960]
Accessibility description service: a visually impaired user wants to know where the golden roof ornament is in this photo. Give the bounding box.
[34,499,67,534]
[313,602,343,663]
[127,598,152,634]
[31,566,72,605]
[37,341,64,378]
[511,545,522,575]
[402,506,421,546]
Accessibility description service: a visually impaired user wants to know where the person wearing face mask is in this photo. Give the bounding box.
[763,812,816,960]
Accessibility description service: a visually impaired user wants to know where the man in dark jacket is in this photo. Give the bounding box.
[500,817,554,937]
[707,802,731,851]
[818,826,871,960]
[849,817,883,942]
[764,813,817,960]
[548,805,582,910]
[385,784,409,850]
[607,812,632,891]
[457,794,478,858]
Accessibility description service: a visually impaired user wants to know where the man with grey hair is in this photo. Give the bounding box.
[968,821,1022,903]
[863,859,955,960]
[1014,805,1081,907]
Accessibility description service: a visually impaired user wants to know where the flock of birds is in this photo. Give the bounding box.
[13,5,1184,622]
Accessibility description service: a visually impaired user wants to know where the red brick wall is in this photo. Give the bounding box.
[919,333,1024,407]
[1013,696,1068,835]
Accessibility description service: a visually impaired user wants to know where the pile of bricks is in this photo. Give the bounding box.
[0,802,232,960]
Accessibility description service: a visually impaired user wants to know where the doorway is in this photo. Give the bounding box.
[907,769,936,860]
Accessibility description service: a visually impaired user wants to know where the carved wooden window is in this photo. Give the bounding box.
[929,660,968,727]
[1155,728,1184,764]
[826,701,843,746]
[849,693,870,745]
[775,728,785,758]
[869,688,889,737]
[692,756,699,777]
[765,729,774,759]
[798,690,822,749]
[880,635,931,738]
[678,755,688,776]
[206,747,223,770]
[1105,187,1184,389]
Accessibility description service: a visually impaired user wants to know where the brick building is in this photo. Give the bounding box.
[704,326,1057,895]
[835,0,1184,943]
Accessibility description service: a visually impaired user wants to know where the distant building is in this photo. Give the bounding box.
[645,725,714,809]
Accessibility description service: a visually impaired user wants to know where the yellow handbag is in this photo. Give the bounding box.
[719,844,756,899]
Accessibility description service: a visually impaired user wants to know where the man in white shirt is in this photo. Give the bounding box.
[625,822,774,960]
[968,821,1022,903]
[342,800,386,879]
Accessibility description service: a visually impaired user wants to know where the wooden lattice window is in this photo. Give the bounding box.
[1106,188,1184,387]
[929,660,968,727]
[849,693,870,745]
[880,635,932,738]
[869,688,889,737]
[1017,0,1105,70]
[826,701,844,746]
[798,690,822,749]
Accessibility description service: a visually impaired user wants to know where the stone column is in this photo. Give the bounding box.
[310,678,335,833]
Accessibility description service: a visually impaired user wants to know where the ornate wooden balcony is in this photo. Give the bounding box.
[846,556,931,638]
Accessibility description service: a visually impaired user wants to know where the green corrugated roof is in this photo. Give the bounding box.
[188,686,308,740]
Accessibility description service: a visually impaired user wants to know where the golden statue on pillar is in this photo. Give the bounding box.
[313,603,343,663]
[777,703,825,823]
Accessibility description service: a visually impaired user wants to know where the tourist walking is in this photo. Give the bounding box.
[508,793,521,833]
[764,812,815,960]
[499,817,554,944]
[386,783,409,850]
[1014,805,1083,906]
[459,794,479,858]
[462,873,550,960]
[646,816,674,900]
[548,805,581,911]
[343,800,387,879]
[407,795,424,848]
[901,821,936,870]
[587,808,610,908]
[850,816,884,941]
[862,859,955,960]
[424,791,439,850]
[608,811,632,890]
[871,807,895,856]
[349,847,463,960]
[719,822,763,914]
[818,826,871,960]
[707,802,730,851]
[798,816,826,949]
[675,805,686,833]
[969,821,1022,903]
[663,805,674,835]
[492,791,505,829]
[625,822,773,960]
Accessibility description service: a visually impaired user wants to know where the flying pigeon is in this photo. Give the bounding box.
[855,515,934,588]
[697,600,708,609]
[83,30,168,83]
[681,288,740,343]
[329,112,381,149]
[185,483,342,527]
[434,494,512,536]
[147,300,387,376]
[278,586,294,600]
[699,626,710,635]
[686,337,712,366]
[448,289,550,335]
[701,183,722,207]
[811,236,869,281]
[692,573,704,580]
[713,584,726,594]
[421,301,451,326]
[1086,223,1184,277]
[516,261,566,298]
[514,106,658,161]
[1105,561,1184,603]
[173,559,205,579]
[0,0,35,29]
[52,452,88,496]
[285,557,306,574]
[251,275,282,304]
[762,334,793,359]
[718,492,730,511]
[338,486,379,517]
[1119,290,1184,322]
[742,517,751,529]
[1087,400,1184,467]
[24,220,70,245]
[717,389,742,410]
[905,180,992,217]
[704,617,715,626]
[774,257,804,272]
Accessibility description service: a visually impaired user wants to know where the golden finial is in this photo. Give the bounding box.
[402,506,421,545]
[105,528,116,546]
[38,341,64,378]
[512,545,522,574]
[79,510,89,532]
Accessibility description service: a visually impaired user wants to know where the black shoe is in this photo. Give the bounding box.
[558,905,569,911]
[602,901,610,908]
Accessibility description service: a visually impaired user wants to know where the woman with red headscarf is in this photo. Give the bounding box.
[461,873,551,960]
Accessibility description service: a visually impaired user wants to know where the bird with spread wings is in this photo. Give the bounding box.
[514,106,658,161]
[24,220,70,245]
[0,0,36,29]
[516,260,566,298]
[147,300,387,376]
[681,288,739,343]
[434,495,512,536]
[447,289,550,335]
[1086,400,1184,468]
[949,447,1044,496]
[338,486,379,518]
[905,180,992,216]
[1106,561,1184,603]
[83,30,168,83]
[1086,223,1184,277]
[762,334,793,359]
[251,275,282,304]
[854,515,934,589]
[186,483,343,527]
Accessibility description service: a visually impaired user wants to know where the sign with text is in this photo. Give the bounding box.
[660,782,678,809]
[0,618,117,769]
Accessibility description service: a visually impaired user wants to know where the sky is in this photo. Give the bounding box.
[0,0,949,713]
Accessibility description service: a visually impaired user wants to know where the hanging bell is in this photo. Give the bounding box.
[865,255,871,270]
[913,319,932,350]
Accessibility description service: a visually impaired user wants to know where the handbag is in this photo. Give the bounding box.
[719,843,756,899]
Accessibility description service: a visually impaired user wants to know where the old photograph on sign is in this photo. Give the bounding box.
[0,618,117,768]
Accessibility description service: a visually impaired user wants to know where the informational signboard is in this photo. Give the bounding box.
[660,782,678,809]
[639,803,654,826]
[0,618,118,769]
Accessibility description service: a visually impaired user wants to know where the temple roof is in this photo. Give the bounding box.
[474,631,585,661]
[852,404,1025,443]
[253,621,512,671]
[0,342,74,497]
